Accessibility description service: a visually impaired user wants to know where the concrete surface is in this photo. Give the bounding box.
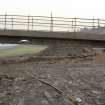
[0,29,105,41]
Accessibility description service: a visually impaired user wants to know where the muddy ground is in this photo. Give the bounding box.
[0,39,105,105]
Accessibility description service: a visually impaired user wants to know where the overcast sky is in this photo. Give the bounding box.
[0,0,105,18]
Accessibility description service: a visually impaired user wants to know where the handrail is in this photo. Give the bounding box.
[0,14,105,32]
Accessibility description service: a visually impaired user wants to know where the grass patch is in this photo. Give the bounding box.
[0,45,46,57]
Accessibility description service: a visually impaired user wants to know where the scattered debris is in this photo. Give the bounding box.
[75,97,82,103]
[26,71,79,105]
[0,74,14,80]
[0,40,105,105]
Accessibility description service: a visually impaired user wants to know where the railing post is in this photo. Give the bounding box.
[32,17,33,30]
[4,13,7,30]
[11,17,13,29]
[98,19,100,28]
[93,17,95,28]
[72,20,73,32]
[27,15,30,30]
[50,13,53,32]
[74,17,76,32]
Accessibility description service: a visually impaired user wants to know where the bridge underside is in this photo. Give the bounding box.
[0,30,105,41]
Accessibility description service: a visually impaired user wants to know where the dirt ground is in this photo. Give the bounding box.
[0,39,105,105]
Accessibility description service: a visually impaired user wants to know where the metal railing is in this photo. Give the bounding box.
[0,14,105,32]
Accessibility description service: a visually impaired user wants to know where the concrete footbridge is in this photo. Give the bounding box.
[0,14,105,41]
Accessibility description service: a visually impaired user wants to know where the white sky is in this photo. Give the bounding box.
[0,0,105,18]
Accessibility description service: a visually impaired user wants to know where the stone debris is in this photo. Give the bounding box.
[75,97,82,103]
[0,40,105,105]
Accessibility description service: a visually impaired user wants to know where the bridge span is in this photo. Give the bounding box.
[0,15,105,41]
[0,29,105,41]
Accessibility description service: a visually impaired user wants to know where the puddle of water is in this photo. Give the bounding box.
[0,44,18,50]
[0,43,47,57]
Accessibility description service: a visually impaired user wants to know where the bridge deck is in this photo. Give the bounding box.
[0,30,105,41]
[0,15,105,41]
